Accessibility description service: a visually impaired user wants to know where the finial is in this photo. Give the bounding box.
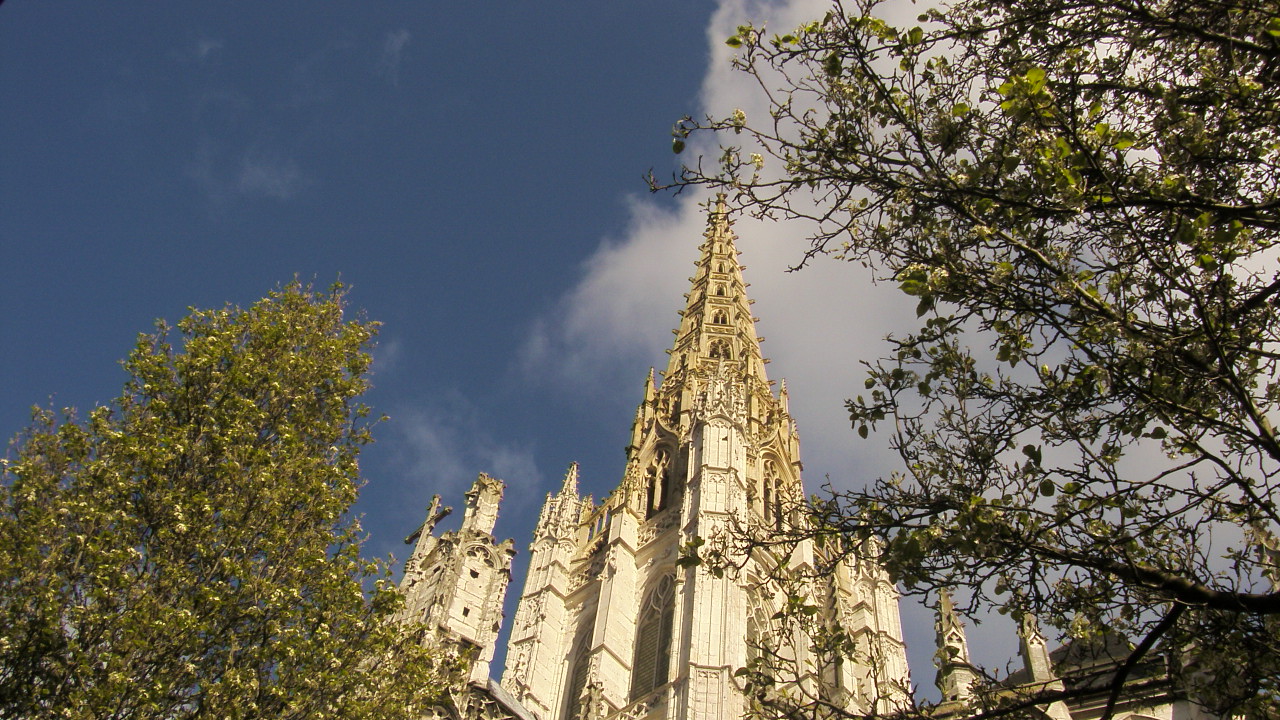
[560,462,580,496]
[939,587,955,618]
[405,494,453,544]
[936,588,968,640]
[644,367,656,402]
[1017,611,1047,647]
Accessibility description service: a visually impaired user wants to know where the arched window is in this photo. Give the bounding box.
[715,284,727,296]
[564,630,593,720]
[763,460,783,529]
[745,590,774,667]
[710,309,728,325]
[708,339,732,359]
[631,576,675,699]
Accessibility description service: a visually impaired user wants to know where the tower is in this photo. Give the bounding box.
[400,473,517,684]
[500,197,909,720]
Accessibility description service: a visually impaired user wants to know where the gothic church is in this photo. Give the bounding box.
[396,198,909,720]
[394,201,1205,720]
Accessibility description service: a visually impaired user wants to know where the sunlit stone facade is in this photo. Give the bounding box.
[399,199,910,720]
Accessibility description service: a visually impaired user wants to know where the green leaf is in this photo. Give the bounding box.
[725,35,743,48]
[823,52,842,76]
[1022,444,1042,465]
[672,139,686,154]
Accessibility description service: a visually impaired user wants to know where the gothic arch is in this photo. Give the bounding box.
[708,339,733,359]
[710,308,728,325]
[563,628,593,720]
[630,575,675,700]
[745,585,784,669]
[466,544,497,567]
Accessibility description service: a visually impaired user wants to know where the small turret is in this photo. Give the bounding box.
[1018,613,1073,720]
[404,494,452,569]
[536,462,587,542]
[934,589,978,704]
[397,473,517,684]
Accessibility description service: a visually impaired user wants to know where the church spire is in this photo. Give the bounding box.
[661,194,770,386]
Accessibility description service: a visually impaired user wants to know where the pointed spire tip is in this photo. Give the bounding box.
[560,462,580,496]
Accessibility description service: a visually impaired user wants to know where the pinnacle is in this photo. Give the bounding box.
[559,462,580,496]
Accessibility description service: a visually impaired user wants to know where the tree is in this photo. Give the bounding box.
[0,282,452,719]
[661,0,1280,716]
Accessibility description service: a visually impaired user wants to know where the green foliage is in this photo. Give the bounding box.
[0,282,451,719]
[662,0,1280,716]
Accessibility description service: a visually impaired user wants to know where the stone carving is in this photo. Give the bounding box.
[637,507,679,547]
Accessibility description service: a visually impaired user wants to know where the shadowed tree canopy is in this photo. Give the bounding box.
[661,0,1280,716]
[0,282,451,719]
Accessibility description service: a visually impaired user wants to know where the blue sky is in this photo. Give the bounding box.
[1,0,1021,695]
[2,1,713,544]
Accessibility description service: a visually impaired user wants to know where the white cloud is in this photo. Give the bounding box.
[195,38,223,63]
[373,337,404,375]
[514,0,1031,698]
[186,137,308,204]
[521,0,913,488]
[518,197,703,396]
[236,151,304,200]
[388,394,543,511]
[377,29,412,86]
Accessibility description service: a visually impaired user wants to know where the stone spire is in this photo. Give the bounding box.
[1018,613,1073,720]
[934,589,978,704]
[661,194,770,387]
